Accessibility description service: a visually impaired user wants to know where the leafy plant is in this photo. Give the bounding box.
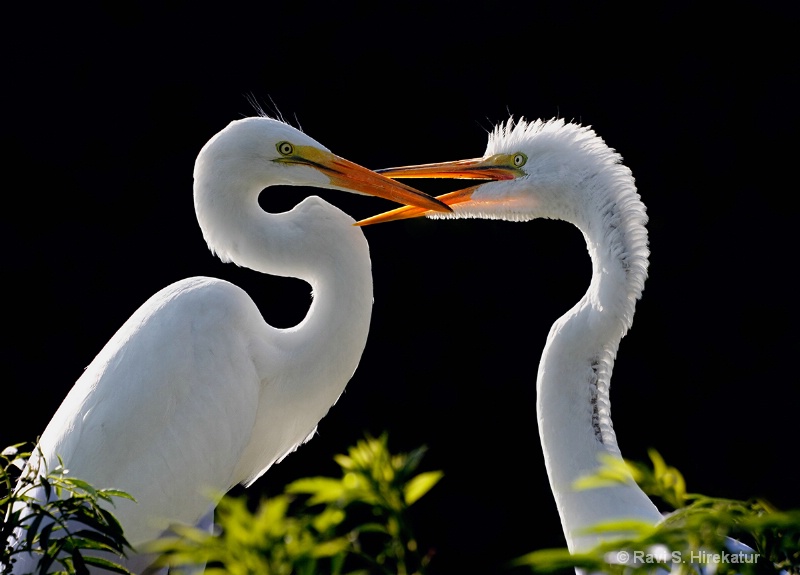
[1,443,134,575]
[516,450,800,575]
[149,433,442,575]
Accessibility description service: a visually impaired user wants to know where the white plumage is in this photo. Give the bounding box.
[360,117,663,552]
[11,116,447,574]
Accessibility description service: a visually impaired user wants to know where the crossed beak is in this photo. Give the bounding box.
[354,154,524,226]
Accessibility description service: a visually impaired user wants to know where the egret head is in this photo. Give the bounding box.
[194,116,451,213]
[356,118,631,228]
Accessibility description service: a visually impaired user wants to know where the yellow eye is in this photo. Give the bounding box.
[277,142,294,156]
[513,153,527,167]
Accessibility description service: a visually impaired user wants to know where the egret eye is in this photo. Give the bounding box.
[277,142,294,156]
[513,153,527,167]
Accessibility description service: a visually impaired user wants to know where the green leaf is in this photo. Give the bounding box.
[70,529,128,552]
[333,454,353,471]
[287,477,347,504]
[578,518,659,537]
[38,522,55,552]
[63,477,98,496]
[81,554,134,574]
[354,522,389,534]
[39,476,52,501]
[403,471,443,506]
[100,489,136,502]
[574,454,635,491]
[310,537,351,558]
[311,507,346,532]
[514,547,608,573]
[26,511,46,548]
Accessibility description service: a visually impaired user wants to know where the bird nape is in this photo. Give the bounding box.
[358,117,665,553]
[9,116,449,575]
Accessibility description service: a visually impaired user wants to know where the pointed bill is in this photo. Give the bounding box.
[376,154,524,181]
[356,154,524,225]
[355,186,480,226]
[276,145,452,213]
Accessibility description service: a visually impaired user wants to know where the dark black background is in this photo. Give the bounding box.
[4,2,798,573]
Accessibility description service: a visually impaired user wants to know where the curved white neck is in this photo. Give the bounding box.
[194,166,373,353]
[537,191,662,552]
[194,174,373,484]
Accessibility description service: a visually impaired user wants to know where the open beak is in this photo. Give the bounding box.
[355,154,524,226]
[277,145,453,214]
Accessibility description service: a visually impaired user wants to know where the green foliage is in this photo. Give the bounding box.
[517,450,800,575]
[147,494,348,575]
[1,443,135,575]
[149,433,442,575]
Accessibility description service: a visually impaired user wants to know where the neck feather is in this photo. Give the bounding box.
[537,175,661,552]
[194,176,373,485]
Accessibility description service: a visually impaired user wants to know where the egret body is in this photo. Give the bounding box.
[359,118,662,553]
[11,116,448,574]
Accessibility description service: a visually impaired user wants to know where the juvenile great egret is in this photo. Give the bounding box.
[358,118,663,553]
[11,116,449,574]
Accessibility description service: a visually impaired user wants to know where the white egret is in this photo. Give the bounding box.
[11,116,450,574]
[358,117,664,553]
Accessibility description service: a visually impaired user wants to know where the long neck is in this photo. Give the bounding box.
[537,185,661,552]
[195,176,373,485]
[249,197,373,392]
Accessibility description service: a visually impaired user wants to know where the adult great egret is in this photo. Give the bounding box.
[11,116,449,574]
[358,117,663,553]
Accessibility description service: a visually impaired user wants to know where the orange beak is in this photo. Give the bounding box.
[275,144,453,213]
[355,185,481,226]
[355,154,524,226]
